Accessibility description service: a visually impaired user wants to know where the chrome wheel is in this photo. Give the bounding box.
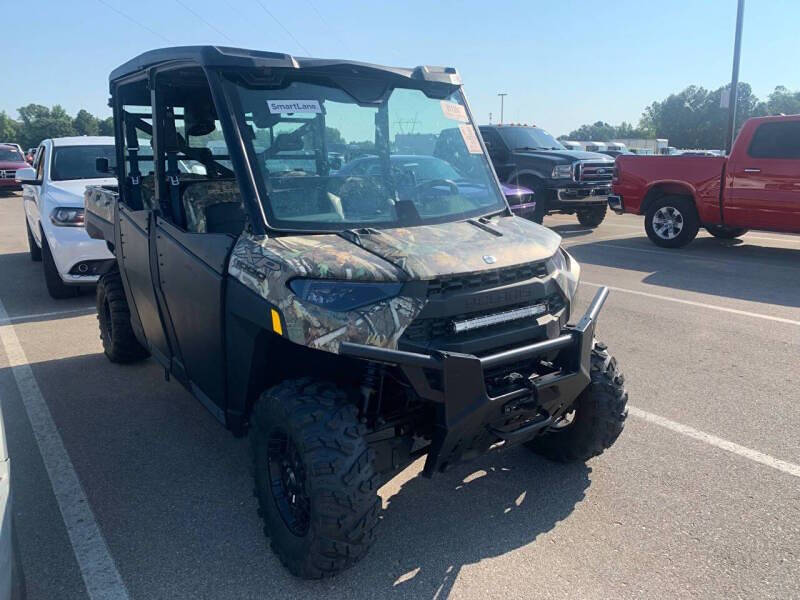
[652,206,684,240]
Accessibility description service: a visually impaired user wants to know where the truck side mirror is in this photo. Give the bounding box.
[96,157,113,174]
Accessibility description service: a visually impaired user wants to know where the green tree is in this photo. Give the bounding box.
[73,109,100,136]
[98,117,115,136]
[16,104,76,148]
[0,111,19,142]
[763,86,800,115]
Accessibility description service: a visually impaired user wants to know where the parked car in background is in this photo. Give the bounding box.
[478,125,614,227]
[0,145,28,193]
[15,136,117,298]
[561,140,583,151]
[610,114,800,247]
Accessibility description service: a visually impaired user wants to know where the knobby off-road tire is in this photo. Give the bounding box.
[644,196,700,248]
[96,271,149,363]
[705,224,749,239]
[251,378,380,579]
[577,205,607,228]
[527,341,628,462]
[26,218,41,261]
[41,230,76,299]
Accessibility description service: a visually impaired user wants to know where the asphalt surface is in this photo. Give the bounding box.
[1,190,798,599]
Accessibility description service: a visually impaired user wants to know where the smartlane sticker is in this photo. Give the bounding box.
[267,99,322,114]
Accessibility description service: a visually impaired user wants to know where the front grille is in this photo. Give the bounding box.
[402,293,564,343]
[576,162,614,184]
[427,261,548,297]
[0,169,18,180]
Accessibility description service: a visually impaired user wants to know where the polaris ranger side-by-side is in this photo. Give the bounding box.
[85,46,628,579]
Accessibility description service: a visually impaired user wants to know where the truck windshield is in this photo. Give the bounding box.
[51,145,116,181]
[225,77,506,232]
[0,149,24,162]
[497,127,566,151]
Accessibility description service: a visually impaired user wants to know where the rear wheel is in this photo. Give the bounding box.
[705,224,748,239]
[96,271,149,363]
[576,205,607,228]
[26,218,41,261]
[644,196,699,248]
[251,379,380,579]
[41,230,77,299]
[526,341,628,462]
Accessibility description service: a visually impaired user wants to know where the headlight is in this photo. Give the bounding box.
[546,248,569,274]
[288,279,403,312]
[50,207,85,227]
[551,164,573,179]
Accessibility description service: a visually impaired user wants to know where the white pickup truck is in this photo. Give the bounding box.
[16,137,117,298]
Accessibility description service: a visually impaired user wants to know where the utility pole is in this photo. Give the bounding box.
[725,0,745,154]
[489,112,493,124]
[498,93,507,125]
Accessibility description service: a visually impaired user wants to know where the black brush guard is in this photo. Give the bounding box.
[341,286,609,476]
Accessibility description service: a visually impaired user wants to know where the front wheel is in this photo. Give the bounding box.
[644,196,699,248]
[251,379,380,579]
[41,230,77,299]
[526,341,628,462]
[705,224,748,239]
[576,205,607,228]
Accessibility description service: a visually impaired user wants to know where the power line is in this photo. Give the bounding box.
[174,0,235,43]
[96,0,173,44]
[253,0,311,55]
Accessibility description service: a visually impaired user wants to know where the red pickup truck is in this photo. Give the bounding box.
[609,115,800,247]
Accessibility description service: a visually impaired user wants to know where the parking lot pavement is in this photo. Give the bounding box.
[0,191,798,599]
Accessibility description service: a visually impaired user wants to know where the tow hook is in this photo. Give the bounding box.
[502,373,539,414]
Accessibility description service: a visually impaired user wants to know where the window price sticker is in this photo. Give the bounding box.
[459,124,483,153]
[440,100,468,122]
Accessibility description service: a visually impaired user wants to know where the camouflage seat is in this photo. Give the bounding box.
[182,179,243,233]
[139,174,157,210]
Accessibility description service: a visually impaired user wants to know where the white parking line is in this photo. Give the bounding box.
[629,406,800,478]
[584,281,800,326]
[0,307,94,325]
[0,299,130,600]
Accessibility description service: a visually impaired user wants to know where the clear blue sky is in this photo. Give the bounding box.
[5,0,798,136]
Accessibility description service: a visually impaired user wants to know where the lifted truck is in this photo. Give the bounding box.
[609,115,800,247]
[85,46,628,578]
[479,125,615,227]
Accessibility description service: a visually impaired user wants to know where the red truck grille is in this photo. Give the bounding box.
[0,170,17,180]
[576,162,614,183]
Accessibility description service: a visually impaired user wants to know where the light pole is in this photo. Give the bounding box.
[498,93,507,125]
[725,0,745,154]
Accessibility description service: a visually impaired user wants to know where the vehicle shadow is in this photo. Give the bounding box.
[345,452,592,598]
[567,235,800,308]
[2,348,591,600]
[549,222,595,239]
[0,251,94,321]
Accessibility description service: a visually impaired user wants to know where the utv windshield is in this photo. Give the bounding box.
[225,76,506,231]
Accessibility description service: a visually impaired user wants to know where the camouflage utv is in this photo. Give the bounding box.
[85,46,628,579]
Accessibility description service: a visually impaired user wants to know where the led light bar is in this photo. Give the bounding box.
[451,303,548,334]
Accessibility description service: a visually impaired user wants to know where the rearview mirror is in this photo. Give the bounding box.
[96,157,112,174]
[15,167,40,185]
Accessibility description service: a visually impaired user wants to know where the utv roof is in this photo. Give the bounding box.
[110,45,461,86]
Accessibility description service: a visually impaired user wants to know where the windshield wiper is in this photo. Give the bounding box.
[515,146,543,152]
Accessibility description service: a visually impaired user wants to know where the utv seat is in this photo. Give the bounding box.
[181,179,245,234]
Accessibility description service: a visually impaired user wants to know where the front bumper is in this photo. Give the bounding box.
[608,194,624,214]
[341,286,609,476]
[44,224,114,285]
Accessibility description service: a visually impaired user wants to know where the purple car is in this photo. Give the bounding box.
[337,155,536,220]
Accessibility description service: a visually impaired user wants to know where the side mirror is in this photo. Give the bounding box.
[15,167,40,185]
[96,157,112,174]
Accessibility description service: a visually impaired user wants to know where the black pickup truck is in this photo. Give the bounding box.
[479,125,614,227]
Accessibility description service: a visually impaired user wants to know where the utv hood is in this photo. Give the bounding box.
[352,215,561,279]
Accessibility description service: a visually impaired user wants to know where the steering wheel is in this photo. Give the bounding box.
[414,178,460,196]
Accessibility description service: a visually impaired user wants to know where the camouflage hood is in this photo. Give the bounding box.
[353,215,561,279]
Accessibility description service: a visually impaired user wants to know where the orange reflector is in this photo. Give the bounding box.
[271,309,283,336]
